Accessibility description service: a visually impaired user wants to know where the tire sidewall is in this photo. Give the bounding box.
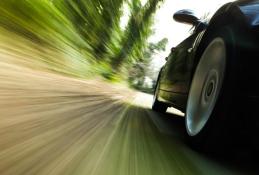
[185,26,240,151]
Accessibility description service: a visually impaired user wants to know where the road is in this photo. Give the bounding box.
[0,58,258,175]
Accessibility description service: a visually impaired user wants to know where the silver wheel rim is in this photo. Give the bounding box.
[186,37,226,136]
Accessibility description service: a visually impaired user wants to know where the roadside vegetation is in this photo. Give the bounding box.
[0,0,167,90]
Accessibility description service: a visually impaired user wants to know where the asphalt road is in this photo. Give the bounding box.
[0,60,258,175]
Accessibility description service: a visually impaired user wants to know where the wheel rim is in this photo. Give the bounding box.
[186,37,226,136]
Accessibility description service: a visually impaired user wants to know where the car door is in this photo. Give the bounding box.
[159,33,198,109]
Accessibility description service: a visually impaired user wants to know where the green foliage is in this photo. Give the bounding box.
[128,38,168,91]
[111,0,164,70]
[0,0,165,82]
[55,0,124,60]
[150,38,168,52]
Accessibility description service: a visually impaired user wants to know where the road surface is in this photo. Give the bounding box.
[0,56,258,175]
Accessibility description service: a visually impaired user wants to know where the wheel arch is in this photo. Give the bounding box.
[191,3,249,79]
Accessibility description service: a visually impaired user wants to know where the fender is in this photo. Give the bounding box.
[237,0,259,28]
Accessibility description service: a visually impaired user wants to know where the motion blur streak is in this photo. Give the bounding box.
[0,24,248,175]
[0,46,244,175]
[0,57,240,175]
[0,1,254,175]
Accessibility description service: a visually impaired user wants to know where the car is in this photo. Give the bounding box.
[152,0,259,148]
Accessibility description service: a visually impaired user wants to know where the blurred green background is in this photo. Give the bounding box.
[0,0,168,92]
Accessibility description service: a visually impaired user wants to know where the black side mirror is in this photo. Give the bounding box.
[173,9,199,25]
[165,57,168,61]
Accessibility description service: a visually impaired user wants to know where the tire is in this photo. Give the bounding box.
[185,27,239,151]
[152,78,168,113]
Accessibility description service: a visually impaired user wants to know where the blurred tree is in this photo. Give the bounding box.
[94,0,124,59]
[128,38,168,90]
[0,0,165,81]
[59,0,124,60]
[149,38,168,52]
[111,0,164,71]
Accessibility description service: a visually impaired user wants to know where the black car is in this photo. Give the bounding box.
[152,0,259,147]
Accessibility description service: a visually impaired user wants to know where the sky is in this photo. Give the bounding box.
[149,0,233,69]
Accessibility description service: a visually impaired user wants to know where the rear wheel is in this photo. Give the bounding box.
[152,80,167,113]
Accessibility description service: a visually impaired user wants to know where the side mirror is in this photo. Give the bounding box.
[173,9,199,25]
[165,57,168,61]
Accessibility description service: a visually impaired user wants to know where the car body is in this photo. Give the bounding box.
[152,0,259,144]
